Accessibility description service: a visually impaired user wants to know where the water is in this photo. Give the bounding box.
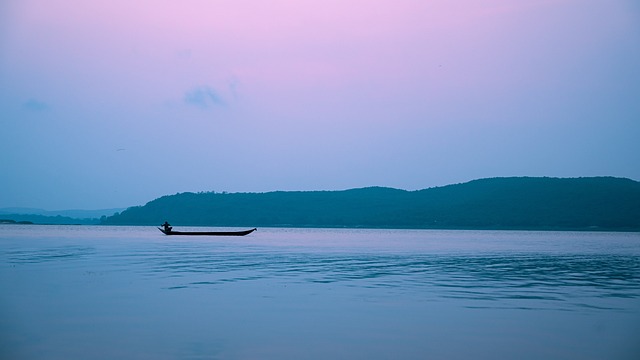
[1,225,639,359]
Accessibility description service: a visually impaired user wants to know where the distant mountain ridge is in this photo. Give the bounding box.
[0,207,125,219]
[102,177,640,231]
[0,208,125,225]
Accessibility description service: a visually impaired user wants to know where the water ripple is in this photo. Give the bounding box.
[4,237,637,312]
[122,248,640,311]
[4,246,96,264]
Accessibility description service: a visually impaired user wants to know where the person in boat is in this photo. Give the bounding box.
[161,221,172,232]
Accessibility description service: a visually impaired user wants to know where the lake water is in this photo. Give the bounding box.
[1,225,639,359]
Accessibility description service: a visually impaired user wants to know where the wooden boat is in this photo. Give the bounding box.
[158,227,257,236]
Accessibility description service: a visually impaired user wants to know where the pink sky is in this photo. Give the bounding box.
[1,0,639,209]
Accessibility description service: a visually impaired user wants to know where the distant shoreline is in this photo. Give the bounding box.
[0,219,34,225]
[1,222,638,233]
[2,219,638,232]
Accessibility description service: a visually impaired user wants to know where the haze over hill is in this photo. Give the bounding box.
[102,177,640,231]
[0,208,125,225]
[0,208,125,219]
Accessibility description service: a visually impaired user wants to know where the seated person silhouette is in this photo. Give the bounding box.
[161,221,172,232]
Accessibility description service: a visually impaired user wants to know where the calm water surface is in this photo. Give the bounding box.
[1,225,639,359]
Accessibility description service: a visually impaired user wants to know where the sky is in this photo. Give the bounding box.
[1,0,639,210]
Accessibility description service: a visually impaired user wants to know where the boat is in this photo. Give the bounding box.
[158,227,257,236]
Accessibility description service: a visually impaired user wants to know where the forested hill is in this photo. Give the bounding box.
[102,177,640,231]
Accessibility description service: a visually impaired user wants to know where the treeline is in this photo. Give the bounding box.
[0,219,34,225]
[102,177,640,231]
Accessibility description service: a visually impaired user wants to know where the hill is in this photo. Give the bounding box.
[0,207,124,225]
[0,214,100,225]
[101,177,640,231]
[0,207,124,219]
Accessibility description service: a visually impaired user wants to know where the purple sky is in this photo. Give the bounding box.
[1,0,639,210]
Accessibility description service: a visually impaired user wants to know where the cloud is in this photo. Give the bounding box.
[184,86,225,109]
[23,99,49,112]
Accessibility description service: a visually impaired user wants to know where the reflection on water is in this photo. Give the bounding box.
[1,226,640,359]
[5,234,638,312]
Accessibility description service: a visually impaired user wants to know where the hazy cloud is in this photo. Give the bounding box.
[23,99,49,112]
[184,86,225,108]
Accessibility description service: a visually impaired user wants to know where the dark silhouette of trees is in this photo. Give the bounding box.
[102,177,640,231]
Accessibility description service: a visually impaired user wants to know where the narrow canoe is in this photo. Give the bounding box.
[158,227,257,236]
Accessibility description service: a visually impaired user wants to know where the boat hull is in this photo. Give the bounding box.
[158,227,257,236]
